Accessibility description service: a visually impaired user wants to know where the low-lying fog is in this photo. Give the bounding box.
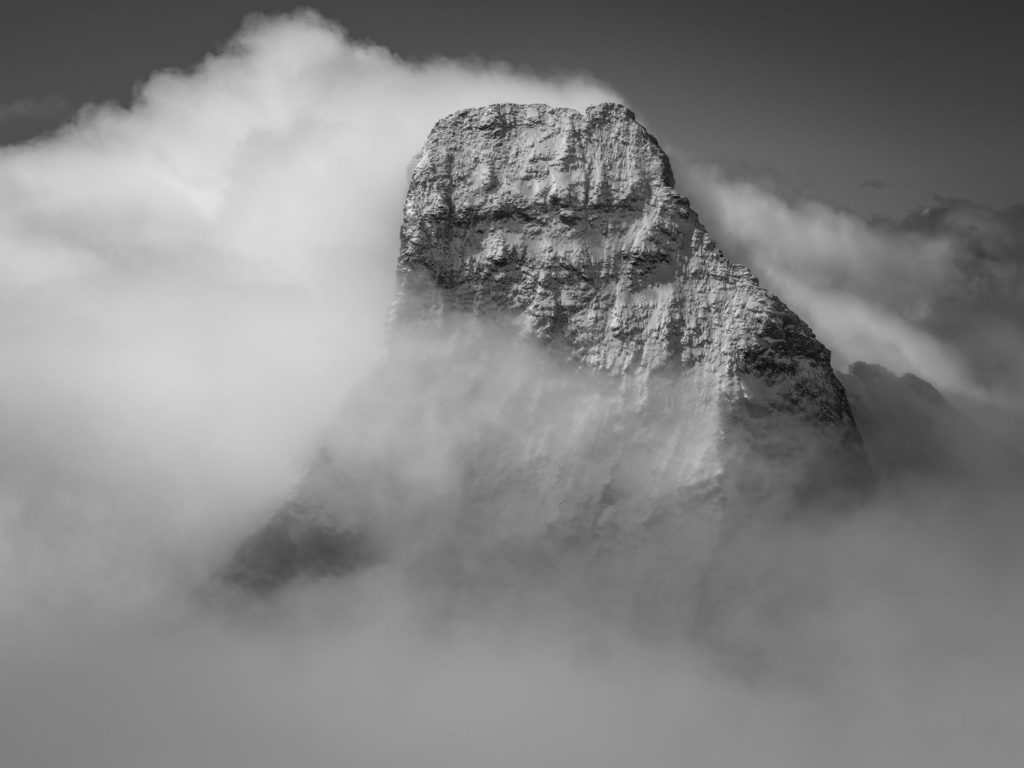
[1,12,1022,768]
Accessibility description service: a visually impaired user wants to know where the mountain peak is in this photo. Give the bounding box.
[395,103,856,424]
[222,103,871,596]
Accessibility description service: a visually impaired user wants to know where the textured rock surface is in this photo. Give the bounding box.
[223,103,870,597]
[394,103,868,497]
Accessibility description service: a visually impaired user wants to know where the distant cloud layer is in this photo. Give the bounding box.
[0,94,66,124]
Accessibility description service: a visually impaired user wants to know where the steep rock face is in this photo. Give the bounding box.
[222,103,870,597]
[395,103,866,497]
[398,104,807,382]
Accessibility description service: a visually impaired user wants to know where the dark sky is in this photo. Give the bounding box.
[2,0,1021,216]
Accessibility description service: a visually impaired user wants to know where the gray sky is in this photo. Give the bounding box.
[1,0,1021,217]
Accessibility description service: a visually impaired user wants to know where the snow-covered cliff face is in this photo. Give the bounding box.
[222,103,870,597]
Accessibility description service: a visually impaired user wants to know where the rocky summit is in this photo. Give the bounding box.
[221,103,871,598]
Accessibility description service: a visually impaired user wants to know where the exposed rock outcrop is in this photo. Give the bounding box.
[222,103,870,598]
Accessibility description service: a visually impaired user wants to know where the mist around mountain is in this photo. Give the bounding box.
[1,12,1023,768]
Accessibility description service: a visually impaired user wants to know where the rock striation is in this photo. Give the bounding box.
[222,103,871,597]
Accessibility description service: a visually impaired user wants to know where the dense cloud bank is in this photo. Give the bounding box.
[1,11,1022,768]
[0,10,616,613]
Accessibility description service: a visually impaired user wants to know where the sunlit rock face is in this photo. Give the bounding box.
[222,103,870,600]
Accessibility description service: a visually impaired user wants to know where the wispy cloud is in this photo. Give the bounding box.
[682,164,1024,408]
[0,95,66,124]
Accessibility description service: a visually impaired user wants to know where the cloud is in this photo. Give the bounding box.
[0,10,619,614]
[0,95,66,124]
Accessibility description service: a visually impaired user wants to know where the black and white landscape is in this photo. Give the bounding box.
[1,8,1022,768]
